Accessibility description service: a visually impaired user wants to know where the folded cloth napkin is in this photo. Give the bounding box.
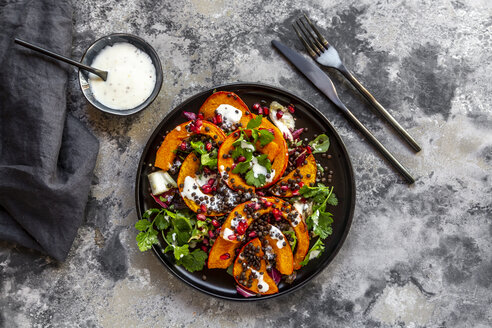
[0,0,99,261]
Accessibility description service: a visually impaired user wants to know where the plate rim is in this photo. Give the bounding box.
[135,82,356,301]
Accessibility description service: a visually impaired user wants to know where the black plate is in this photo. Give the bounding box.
[135,83,356,301]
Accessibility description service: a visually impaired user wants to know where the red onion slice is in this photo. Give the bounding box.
[182,111,197,121]
[236,285,256,297]
[269,267,282,285]
[291,128,304,140]
[151,194,168,208]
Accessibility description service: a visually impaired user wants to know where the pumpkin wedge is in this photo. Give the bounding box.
[209,197,309,270]
[264,225,294,275]
[207,236,237,269]
[177,153,224,216]
[154,120,225,170]
[198,91,254,129]
[233,238,278,295]
[271,154,317,197]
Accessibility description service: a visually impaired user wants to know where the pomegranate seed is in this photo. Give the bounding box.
[292,190,299,196]
[197,214,207,221]
[264,201,272,207]
[215,114,223,124]
[256,191,265,196]
[212,116,217,124]
[212,186,217,192]
[195,119,203,129]
[231,163,237,170]
[252,103,260,111]
[202,185,211,193]
[306,145,312,154]
[268,128,275,134]
[258,107,263,115]
[200,204,207,212]
[203,167,211,174]
[280,185,289,191]
[262,106,269,115]
[202,238,209,245]
[220,253,231,260]
[248,231,257,238]
[299,181,305,188]
[201,245,208,252]
[180,142,187,151]
[288,105,295,113]
[211,219,220,227]
[253,203,261,210]
[273,209,282,220]
[227,234,236,241]
[206,143,212,151]
[198,113,204,119]
[276,110,284,120]
[208,178,215,186]
[208,231,215,238]
[237,156,246,162]
[236,225,246,235]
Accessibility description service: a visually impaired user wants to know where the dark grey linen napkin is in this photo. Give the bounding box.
[0,0,99,261]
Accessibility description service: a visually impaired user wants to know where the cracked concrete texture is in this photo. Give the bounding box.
[1,0,491,327]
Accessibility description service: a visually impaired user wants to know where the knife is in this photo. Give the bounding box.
[272,40,415,184]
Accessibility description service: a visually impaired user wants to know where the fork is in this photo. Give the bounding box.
[293,14,421,152]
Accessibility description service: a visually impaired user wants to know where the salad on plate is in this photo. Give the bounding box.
[136,91,338,297]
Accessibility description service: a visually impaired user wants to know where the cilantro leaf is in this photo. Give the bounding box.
[143,208,160,219]
[154,212,169,230]
[300,238,325,266]
[190,141,206,155]
[232,161,251,174]
[176,249,208,272]
[258,129,274,147]
[308,134,330,154]
[226,264,234,276]
[189,220,210,242]
[326,193,338,206]
[246,115,263,129]
[172,243,190,260]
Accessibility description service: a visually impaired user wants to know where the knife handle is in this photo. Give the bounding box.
[341,104,415,184]
[339,66,421,152]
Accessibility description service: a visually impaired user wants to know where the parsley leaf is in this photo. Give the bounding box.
[258,129,274,147]
[232,161,251,174]
[176,249,208,272]
[300,238,325,266]
[136,228,158,252]
[308,134,330,154]
[201,149,217,168]
[246,115,263,129]
[283,230,297,252]
[245,169,266,187]
[190,140,206,155]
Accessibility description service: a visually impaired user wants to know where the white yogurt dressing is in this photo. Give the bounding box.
[89,42,156,110]
[250,157,275,185]
[268,225,286,249]
[216,104,242,128]
[309,250,321,260]
[250,268,269,293]
[222,227,236,241]
[240,140,255,152]
[269,101,295,140]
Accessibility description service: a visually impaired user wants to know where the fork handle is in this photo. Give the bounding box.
[338,66,421,152]
[339,103,415,184]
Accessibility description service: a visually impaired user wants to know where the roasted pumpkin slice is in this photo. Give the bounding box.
[270,154,317,197]
[209,197,309,270]
[207,237,237,269]
[154,120,225,170]
[233,238,278,295]
[198,91,254,130]
[217,126,288,192]
[264,225,294,275]
[177,153,224,216]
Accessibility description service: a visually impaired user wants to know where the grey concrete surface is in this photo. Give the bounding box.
[1,0,491,327]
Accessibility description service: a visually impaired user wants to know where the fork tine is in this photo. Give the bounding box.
[293,23,317,58]
[299,18,325,51]
[296,20,322,56]
[303,14,329,48]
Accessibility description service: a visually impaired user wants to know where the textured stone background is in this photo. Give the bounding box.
[1,0,491,327]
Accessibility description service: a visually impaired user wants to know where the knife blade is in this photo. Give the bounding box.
[272,40,415,184]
